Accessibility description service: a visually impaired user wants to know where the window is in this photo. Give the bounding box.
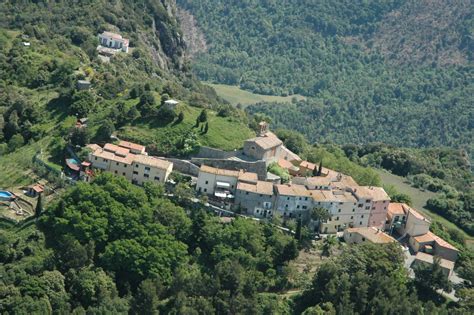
[302,205,307,209]
[360,221,362,225]
[103,159,108,162]
[260,194,263,197]
[336,216,339,220]
[144,174,149,178]
[114,171,117,174]
[299,197,302,201]
[285,204,288,208]
[297,205,300,209]
[358,204,363,208]
[338,209,341,213]
[287,197,290,200]
[122,173,125,176]
[133,171,138,175]
[116,162,119,166]
[366,206,370,210]
[154,176,160,181]
[94,157,97,161]
[135,164,139,168]
[350,216,353,219]
[204,188,207,192]
[352,209,355,212]
[124,165,127,168]
[362,237,365,242]
[305,197,308,201]
[205,180,208,184]
[246,192,249,195]
[361,215,364,218]
[339,202,343,205]
[145,167,151,171]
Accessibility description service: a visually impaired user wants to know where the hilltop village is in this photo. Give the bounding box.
[74,122,459,276]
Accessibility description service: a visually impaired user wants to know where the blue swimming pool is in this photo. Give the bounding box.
[0,190,14,201]
[67,158,80,165]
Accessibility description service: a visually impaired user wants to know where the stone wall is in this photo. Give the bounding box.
[165,158,200,177]
[196,146,239,159]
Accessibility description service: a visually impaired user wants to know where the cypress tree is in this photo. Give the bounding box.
[35,193,43,218]
[204,122,209,134]
[317,160,323,176]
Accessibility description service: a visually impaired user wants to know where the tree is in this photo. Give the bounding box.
[195,117,200,128]
[70,128,90,147]
[317,160,323,176]
[95,120,115,141]
[174,182,195,201]
[160,93,170,106]
[295,218,302,241]
[311,207,331,223]
[8,134,24,152]
[177,112,184,123]
[321,235,337,257]
[130,278,162,315]
[198,109,207,123]
[203,122,209,134]
[138,91,156,115]
[35,193,43,218]
[70,91,95,117]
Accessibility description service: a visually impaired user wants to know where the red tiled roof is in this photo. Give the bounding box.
[32,185,44,193]
[118,140,145,152]
[414,232,458,252]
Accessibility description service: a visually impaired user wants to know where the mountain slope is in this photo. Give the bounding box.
[178,0,473,153]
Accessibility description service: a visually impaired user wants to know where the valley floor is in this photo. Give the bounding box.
[207,83,306,107]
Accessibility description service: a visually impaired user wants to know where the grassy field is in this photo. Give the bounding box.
[207,83,306,107]
[119,103,255,153]
[377,169,473,243]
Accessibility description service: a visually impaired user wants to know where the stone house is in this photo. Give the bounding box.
[343,227,396,244]
[274,184,312,220]
[235,180,275,218]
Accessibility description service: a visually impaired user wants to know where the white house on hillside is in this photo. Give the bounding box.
[98,31,129,53]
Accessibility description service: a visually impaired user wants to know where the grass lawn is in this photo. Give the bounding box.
[119,103,255,153]
[376,169,473,243]
[207,83,306,107]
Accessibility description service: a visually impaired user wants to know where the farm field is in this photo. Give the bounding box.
[376,169,474,247]
[207,83,306,107]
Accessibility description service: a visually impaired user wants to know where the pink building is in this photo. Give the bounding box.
[353,186,390,230]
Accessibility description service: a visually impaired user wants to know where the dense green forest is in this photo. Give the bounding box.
[178,0,473,152]
[2,173,472,313]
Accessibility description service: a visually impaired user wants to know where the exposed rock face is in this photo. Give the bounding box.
[176,8,208,58]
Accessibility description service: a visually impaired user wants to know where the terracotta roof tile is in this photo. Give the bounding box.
[118,140,145,152]
[133,155,172,170]
[345,227,396,244]
[237,181,274,195]
[200,165,240,177]
[276,184,311,197]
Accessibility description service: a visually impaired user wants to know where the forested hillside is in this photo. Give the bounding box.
[178,0,473,152]
[0,0,253,186]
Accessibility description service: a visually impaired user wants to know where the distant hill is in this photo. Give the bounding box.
[178,0,473,153]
